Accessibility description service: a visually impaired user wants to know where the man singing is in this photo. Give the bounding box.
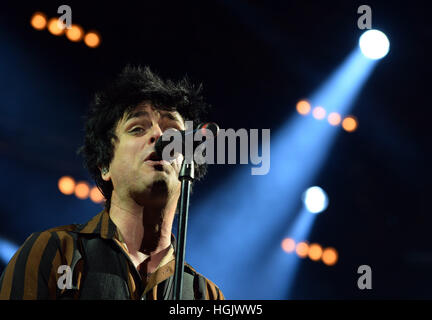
[0,66,224,300]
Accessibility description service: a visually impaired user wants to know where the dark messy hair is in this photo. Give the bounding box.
[78,65,210,210]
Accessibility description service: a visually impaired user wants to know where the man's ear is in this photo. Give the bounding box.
[100,166,111,182]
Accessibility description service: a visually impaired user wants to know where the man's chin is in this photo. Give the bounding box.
[135,167,180,198]
[131,179,169,206]
[149,179,169,195]
[148,169,172,185]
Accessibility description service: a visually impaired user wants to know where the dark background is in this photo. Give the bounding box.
[0,1,430,299]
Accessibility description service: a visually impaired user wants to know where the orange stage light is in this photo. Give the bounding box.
[342,116,358,132]
[281,238,296,253]
[308,243,323,261]
[66,24,84,42]
[75,181,90,199]
[47,18,65,36]
[30,12,47,30]
[84,31,101,48]
[322,247,338,266]
[295,242,309,258]
[296,100,311,115]
[312,106,326,120]
[89,186,104,203]
[328,112,342,126]
[58,176,75,195]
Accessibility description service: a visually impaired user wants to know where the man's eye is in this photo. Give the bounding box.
[130,127,145,134]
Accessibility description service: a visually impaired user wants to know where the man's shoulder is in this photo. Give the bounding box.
[184,263,215,283]
[184,263,224,299]
[184,263,203,278]
[30,223,83,246]
[44,224,81,233]
[37,223,83,238]
[37,212,103,238]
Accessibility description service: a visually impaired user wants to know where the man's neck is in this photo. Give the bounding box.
[108,191,177,256]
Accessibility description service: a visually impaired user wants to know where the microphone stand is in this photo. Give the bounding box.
[172,159,194,300]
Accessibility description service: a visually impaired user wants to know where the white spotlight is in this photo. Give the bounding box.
[359,29,390,60]
[303,186,329,214]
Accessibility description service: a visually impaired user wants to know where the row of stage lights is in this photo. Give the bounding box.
[58,176,105,204]
[281,238,338,266]
[30,12,101,48]
[296,100,358,132]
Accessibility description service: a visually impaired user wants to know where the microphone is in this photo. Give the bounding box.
[155,122,219,161]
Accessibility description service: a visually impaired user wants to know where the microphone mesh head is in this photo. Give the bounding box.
[154,135,165,159]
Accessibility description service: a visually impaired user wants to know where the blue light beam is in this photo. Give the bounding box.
[186,47,383,299]
[0,237,19,265]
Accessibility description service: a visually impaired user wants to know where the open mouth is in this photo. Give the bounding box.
[145,151,161,162]
[144,151,169,170]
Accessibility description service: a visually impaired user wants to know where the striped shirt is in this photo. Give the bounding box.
[0,210,224,300]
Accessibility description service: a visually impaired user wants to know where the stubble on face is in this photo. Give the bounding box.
[111,103,184,210]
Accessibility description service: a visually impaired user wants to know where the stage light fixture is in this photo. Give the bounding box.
[303,186,329,214]
[84,31,101,48]
[281,238,296,253]
[359,29,390,60]
[89,186,104,203]
[328,112,342,126]
[295,242,309,258]
[322,247,338,266]
[30,12,47,30]
[308,243,323,261]
[342,116,358,132]
[58,176,75,195]
[75,181,90,199]
[47,18,65,36]
[312,106,326,120]
[296,100,311,115]
[66,24,84,42]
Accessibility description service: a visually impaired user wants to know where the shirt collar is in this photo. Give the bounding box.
[76,209,118,240]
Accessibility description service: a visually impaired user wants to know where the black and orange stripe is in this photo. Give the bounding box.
[0,210,224,300]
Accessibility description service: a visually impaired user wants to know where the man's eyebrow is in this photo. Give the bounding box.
[125,111,150,123]
[124,110,184,125]
[160,111,183,123]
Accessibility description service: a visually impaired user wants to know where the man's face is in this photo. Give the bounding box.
[103,102,185,206]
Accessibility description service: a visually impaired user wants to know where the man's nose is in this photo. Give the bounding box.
[149,124,163,145]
